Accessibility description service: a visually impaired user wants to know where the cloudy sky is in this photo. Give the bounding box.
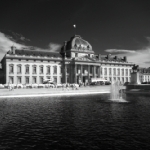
[0,0,150,67]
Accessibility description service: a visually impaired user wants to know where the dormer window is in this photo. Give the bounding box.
[74,44,77,49]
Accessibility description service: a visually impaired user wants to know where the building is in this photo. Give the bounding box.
[0,47,62,84]
[0,35,134,84]
[139,67,150,83]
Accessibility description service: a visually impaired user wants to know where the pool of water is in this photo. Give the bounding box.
[0,94,150,149]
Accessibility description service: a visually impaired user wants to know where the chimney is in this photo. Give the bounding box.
[107,54,111,60]
[124,56,127,62]
[115,56,118,60]
[98,54,101,60]
[11,46,16,55]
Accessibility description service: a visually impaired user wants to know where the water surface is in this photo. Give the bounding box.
[0,94,150,149]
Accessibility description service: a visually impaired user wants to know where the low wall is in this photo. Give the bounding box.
[126,84,150,90]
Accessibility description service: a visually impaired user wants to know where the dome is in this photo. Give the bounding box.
[70,35,92,51]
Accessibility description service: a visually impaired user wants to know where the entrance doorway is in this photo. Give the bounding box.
[83,76,88,85]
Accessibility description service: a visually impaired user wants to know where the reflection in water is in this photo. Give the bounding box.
[0,94,150,149]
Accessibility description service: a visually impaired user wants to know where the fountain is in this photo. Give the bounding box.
[109,80,127,102]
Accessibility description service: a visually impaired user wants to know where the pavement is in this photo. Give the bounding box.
[0,85,111,98]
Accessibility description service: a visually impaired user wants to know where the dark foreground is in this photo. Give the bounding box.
[0,94,150,150]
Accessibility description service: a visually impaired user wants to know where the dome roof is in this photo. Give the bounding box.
[70,35,92,51]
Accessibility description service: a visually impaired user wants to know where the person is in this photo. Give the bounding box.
[66,83,69,90]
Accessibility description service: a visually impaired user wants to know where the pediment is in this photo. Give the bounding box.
[75,55,96,62]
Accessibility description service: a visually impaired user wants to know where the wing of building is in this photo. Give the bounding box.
[139,67,150,83]
[0,35,134,84]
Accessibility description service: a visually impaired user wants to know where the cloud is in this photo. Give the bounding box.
[48,42,61,52]
[105,49,136,53]
[0,32,61,61]
[11,31,30,42]
[105,47,150,67]
[0,32,28,60]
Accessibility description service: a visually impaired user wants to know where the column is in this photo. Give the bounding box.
[80,65,83,82]
[88,65,90,82]
[62,64,66,83]
[98,66,101,78]
[74,64,77,83]
[37,64,39,84]
[93,66,96,78]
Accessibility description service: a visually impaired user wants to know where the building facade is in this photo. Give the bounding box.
[0,35,134,84]
[139,68,150,82]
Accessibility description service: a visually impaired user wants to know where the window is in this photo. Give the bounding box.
[53,66,57,74]
[25,65,29,74]
[122,69,124,76]
[100,67,102,75]
[47,76,51,79]
[32,65,36,74]
[17,77,21,84]
[117,68,120,75]
[25,77,29,84]
[9,65,14,73]
[90,66,93,74]
[40,66,43,74]
[77,65,80,73]
[104,68,107,75]
[126,69,128,76]
[96,67,98,74]
[67,66,69,74]
[33,77,36,84]
[109,68,111,75]
[53,77,57,83]
[47,66,50,74]
[113,68,116,75]
[9,77,13,84]
[39,76,44,84]
[126,77,128,82]
[75,53,78,57]
[17,65,21,74]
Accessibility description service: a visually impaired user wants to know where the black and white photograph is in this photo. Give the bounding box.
[0,0,150,149]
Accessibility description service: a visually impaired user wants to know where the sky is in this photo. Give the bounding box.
[0,0,150,67]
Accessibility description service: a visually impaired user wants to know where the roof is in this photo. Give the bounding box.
[8,48,61,58]
[62,35,92,51]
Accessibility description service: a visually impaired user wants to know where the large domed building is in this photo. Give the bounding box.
[0,35,134,85]
[60,35,134,84]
